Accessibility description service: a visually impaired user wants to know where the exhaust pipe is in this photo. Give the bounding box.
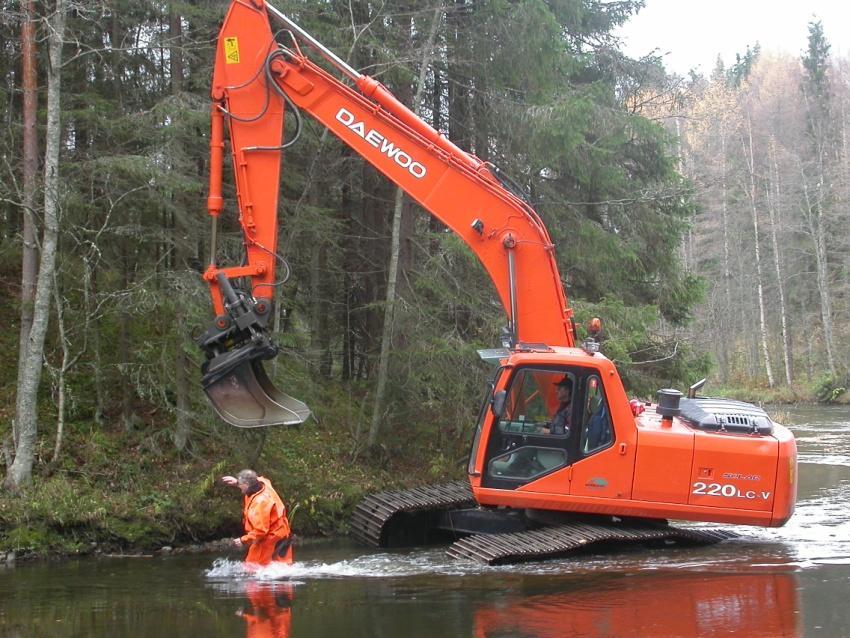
[198,274,311,427]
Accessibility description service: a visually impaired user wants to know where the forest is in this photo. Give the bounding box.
[680,35,848,397]
[0,0,847,554]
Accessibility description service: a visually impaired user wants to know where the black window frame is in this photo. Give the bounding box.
[578,373,615,457]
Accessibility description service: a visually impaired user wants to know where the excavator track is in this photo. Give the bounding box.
[350,481,476,547]
[446,522,738,565]
[351,481,738,565]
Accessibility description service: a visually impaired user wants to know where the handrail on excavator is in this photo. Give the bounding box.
[263,1,361,82]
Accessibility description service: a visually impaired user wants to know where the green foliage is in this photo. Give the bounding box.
[573,296,712,397]
[802,21,831,93]
[726,43,761,87]
[813,373,849,404]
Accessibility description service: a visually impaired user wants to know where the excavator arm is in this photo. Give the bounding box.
[199,0,575,427]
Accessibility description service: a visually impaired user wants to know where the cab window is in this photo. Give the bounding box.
[488,446,567,480]
[498,368,574,437]
[580,375,613,455]
[485,368,575,484]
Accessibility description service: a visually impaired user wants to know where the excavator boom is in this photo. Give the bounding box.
[199,0,574,426]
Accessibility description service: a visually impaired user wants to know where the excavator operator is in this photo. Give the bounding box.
[222,470,293,566]
[549,376,573,436]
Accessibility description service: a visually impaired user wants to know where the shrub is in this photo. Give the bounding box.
[813,373,849,404]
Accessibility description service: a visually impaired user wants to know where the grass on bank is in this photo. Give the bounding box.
[708,371,848,406]
[0,395,464,558]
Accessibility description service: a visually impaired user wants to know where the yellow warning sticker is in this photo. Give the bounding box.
[224,37,240,64]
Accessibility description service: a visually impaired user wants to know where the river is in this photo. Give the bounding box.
[1,405,848,637]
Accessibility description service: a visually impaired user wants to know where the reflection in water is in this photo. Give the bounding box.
[205,560,296,638]
[238,582,293,638]
[474,570,800,638]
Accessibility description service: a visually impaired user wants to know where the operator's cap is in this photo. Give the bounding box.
[555,375,573,387]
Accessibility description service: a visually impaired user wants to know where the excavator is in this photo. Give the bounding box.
[197,0,797,563]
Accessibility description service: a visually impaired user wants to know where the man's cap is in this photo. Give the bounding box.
[555,375,573,387]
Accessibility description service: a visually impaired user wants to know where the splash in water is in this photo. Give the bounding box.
[204,549,492,582]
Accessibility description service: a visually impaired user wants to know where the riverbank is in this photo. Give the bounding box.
[710,378,848,406]
[712,385,814,405]
[0,418,458,562]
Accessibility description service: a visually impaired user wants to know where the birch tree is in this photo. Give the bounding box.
[766,138,792,385]
[741,109,774,387]
[5,0,67,491]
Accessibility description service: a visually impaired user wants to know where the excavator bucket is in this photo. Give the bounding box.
[203,359,311,428]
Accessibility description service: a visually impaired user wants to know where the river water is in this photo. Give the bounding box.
[2,405,848,637]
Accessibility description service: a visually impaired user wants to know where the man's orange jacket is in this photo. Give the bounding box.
[241,476,291,565]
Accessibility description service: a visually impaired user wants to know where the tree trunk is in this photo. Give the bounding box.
[743,116,774,388]
[428,56,444,254]
[308,201,332,378]
[340,170,355,382]
[50,269,83,466]
[718,132,731,382]
[15,0,39,455]
[800,167,837,375]
[5,0,67,491]
[368,4,443,449]
[88,263,105,425]
[674,117,694,271]
[367,188,404,448]
[119,249,137,432]
[170,2,192,451]
[800,75,837,376]
[173,339,191,451]
[767,140,792,385]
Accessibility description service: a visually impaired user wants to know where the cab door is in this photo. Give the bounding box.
[567,374,636,500]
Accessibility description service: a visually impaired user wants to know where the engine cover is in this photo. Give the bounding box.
[679,398,774,435]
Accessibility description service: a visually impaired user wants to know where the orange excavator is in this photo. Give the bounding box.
[198,0,797,562]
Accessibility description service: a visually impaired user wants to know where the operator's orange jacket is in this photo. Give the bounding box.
[242,476,291,565]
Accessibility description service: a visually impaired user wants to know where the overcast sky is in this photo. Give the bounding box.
[614,0,849,76]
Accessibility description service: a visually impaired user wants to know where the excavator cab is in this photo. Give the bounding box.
[469,347,628,496]
[197,273,311,428]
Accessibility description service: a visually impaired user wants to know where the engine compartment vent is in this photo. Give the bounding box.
[679,398,774,435]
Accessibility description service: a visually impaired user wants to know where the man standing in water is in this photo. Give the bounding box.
[222,469,293,565]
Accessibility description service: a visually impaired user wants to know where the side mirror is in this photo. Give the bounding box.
[491,390,507,418]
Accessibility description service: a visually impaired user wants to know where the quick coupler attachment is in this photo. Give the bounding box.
[197,276,311,427]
